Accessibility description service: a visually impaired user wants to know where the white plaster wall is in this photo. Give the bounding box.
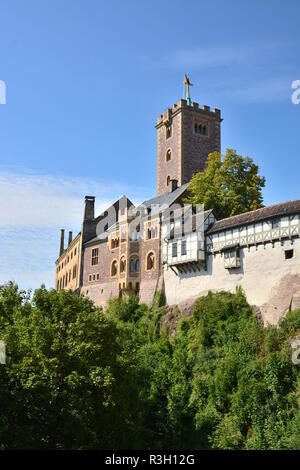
[164,238,300,310]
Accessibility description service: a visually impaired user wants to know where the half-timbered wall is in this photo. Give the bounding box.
[164,213,300,325]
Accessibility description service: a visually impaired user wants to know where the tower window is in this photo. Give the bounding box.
[167,175,171,186]
[166,149,172,162]
[195,122,208,135]
[166,125,172,139]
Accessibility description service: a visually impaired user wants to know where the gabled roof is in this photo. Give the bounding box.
[139,183,189,216]
[207,199,300,234]
[84,195,135,246]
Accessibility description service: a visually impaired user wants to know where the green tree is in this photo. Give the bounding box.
[0,282,299,450]
[185,149,266,218]
[0,283,143,449]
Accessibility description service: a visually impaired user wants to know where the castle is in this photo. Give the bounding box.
[55,87,300,325]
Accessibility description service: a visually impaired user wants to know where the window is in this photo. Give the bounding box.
[136,225,140,241]
[120,256,126,273]
[166,125,172,139]
[91,248,99,266]
[130,258,135,273]
[69,270,71,282]
[172,243,177,257]
[146,225,158,240]
[136,282,139,291]
[135,259,140,272]
[166,149,172,162]
[111,260,118,277]
[74,248,77,256]
[130,257,140,273]
[129,282,132,290]
[195,122,208,135]
[73,265,77,279]
[181,240,187,256]
[110,237,120,249]
[224,247,240,269]
[285,249,294,260]
[93,274,96,281]
[88,274,92,282]
[167,175,171,186]
[272,218,280,229]
[97,273,100,280]
[146,252,155,271]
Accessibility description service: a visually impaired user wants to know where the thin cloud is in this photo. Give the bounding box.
[227,77,291,104]
[0,169,151,290]
[167,42,284,69]
[0,169,150,229]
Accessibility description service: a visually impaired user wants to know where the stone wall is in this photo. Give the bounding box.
[156,100,221,196]
[164,238,300,325]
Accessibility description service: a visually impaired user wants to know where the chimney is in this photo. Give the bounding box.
[83,196,95,222]
[59,229,65,257]
[170,179,178,192]
[68,231,73,246]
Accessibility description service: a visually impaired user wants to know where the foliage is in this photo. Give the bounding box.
[185,149,266,218]
[0,282,299,449]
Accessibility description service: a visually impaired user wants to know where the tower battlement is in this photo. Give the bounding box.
[156,100,221,128]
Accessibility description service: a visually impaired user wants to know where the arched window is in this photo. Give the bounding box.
[129,256,140,273]
[146,251,155,271]
[167,175,171,186]
[130,258,135,273]
[166,149,172,162]
[120,256,126,273]
[111,260,118,277]
[135,259,140,272]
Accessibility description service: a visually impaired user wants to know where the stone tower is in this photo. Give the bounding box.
[156,99,222,196]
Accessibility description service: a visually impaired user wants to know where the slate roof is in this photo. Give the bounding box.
[207,200,300,234]
[139,183,189,215]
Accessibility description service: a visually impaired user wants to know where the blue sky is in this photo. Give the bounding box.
[0,0,299,289]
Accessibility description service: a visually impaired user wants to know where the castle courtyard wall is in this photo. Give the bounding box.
[164,238,300,325]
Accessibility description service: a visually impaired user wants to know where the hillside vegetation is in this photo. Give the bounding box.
[0,283,299,449]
